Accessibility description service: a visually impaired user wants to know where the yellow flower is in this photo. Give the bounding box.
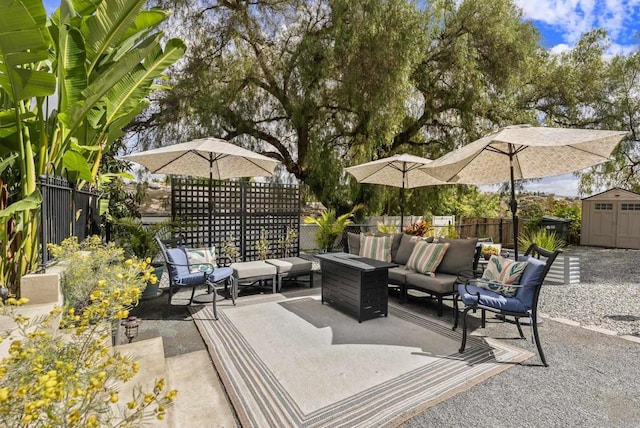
[110,392,119,403]
[0,388,9,402]
[127,401,137,409]
[143,393,154,404]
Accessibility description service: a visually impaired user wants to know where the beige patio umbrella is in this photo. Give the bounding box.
[345,153,446,228]
[421,125,627,257]
[123,137,280,245]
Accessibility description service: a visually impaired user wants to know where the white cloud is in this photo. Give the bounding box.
[515,0,640,53]
[549,43,572,54]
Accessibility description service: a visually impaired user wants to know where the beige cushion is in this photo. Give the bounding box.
[388,266,410,284]
[405,272,459,294]
[265,257,312,275]
[231,261,277,279]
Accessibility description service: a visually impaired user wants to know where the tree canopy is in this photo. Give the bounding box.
[139,0,638,214]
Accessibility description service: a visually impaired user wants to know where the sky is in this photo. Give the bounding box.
[42,0,639,196]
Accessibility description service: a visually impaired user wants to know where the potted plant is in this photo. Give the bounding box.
[111,217,170,299]
[304,204,363,252]
[481,244,500,260]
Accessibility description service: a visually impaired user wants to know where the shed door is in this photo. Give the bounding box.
[589,202,616,247]
[616,202,640,249]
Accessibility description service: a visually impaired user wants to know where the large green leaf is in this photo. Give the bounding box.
[0,189,42,218]
[81,0,147,73]
[57,0,87,112]
[0,152,18,174]
[0,0,55,102]
[105,38,186,124]
[62,150,93,182]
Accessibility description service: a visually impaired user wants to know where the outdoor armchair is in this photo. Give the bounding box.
[453,243,561,366]
[155,236,234,320]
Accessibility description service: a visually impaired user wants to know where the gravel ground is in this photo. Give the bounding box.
[539,246,640,337]
[400,245,640,428]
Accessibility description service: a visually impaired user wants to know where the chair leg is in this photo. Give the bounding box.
[188,286,196,305]
[452,294,460,331]
[481,309,486,328]
[515,317,526,339]
[459,307,472,353]
[229,277,236,306]
[212,284,218,321]
[437,296,443,317]
[531,314,548,367]
[309,271,313,288]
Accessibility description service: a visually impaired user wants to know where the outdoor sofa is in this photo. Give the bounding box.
[347,232,480,316]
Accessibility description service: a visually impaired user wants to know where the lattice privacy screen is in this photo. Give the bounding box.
[171,178,300,262]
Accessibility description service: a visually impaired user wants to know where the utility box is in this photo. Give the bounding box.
[541,215,572,242]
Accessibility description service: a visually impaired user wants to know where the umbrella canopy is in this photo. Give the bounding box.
[345,153,446,229]
[422,125,627,257]
[122,137,279,179]
[123,137,280,246]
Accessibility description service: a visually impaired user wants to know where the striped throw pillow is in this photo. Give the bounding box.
[481,255,528,294]
[186,246,217,273]
[359,235,392,262]
[405,242,450,276]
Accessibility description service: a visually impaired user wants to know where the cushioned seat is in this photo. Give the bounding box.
[453,244,561,366]
[265,257,313,291]
[156,236,235,320]
[458,284,528,313]
[231,261,277,296]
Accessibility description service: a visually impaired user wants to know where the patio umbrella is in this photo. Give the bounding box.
[123,137,280,246]
[421,125,627,258]
[345,153,446,229]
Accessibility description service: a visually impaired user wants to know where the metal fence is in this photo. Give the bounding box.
[39,175,99,267]
[171,178,300,261]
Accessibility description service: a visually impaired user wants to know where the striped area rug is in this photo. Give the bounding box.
[190,295,531,427]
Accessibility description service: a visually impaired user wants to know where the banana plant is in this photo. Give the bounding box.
[0,0,186,295]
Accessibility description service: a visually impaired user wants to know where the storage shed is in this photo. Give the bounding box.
[581,188,640,249]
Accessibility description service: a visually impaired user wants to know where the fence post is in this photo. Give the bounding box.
[39,175,49,269]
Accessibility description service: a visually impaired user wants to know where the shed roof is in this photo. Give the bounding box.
[581,187,640,201]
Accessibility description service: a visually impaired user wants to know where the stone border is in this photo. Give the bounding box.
[539,312,640,344]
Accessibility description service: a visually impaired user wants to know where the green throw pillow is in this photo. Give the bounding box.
[405,242,449,276]
[186,246,217,273]
[359,235,392,262]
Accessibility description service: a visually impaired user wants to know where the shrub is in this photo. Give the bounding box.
[518,228,565,252]
[0,236,176,427]
[403,220,433,237]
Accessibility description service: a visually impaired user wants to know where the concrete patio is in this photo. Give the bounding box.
[122,250,640,427]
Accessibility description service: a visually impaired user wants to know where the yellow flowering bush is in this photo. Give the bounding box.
[0,237,176,427]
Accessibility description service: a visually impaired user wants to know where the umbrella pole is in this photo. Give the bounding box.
[399,179,406,232]
[208,157,213,247]
[509,147,518,259]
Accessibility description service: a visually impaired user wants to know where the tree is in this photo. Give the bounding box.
[0,0,185,294]
[138,0,551,215]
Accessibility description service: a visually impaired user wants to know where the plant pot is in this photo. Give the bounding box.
[483,254,491,260]
[141,265,164,300]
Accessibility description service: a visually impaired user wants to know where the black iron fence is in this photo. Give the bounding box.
[39,175,99,267]
[171,178,300,261]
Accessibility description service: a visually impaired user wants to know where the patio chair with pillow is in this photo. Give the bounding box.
[155,236,234,319]
[453,243,561,366]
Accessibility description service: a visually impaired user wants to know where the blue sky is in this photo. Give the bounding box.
[43,0,638,195]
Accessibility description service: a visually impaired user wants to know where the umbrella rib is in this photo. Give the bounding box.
[151,151,193,173]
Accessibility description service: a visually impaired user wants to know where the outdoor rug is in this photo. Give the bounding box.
[190,295,532,427]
